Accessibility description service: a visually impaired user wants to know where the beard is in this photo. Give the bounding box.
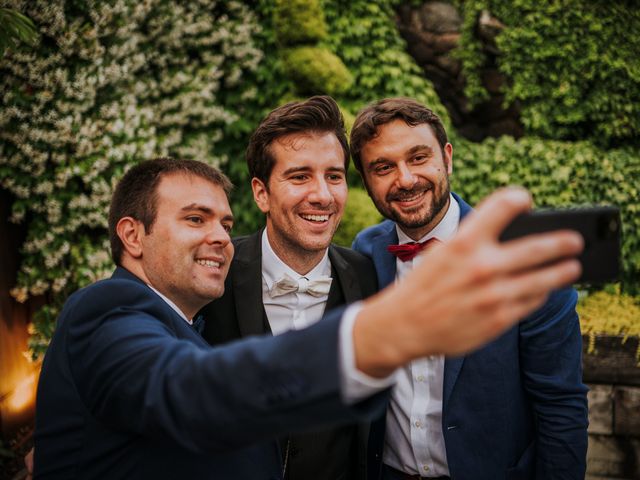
[371,177,451,231]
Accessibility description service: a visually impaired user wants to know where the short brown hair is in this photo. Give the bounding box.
[108,158,233,265]
[245,96,350,185]
[350,97,448,173]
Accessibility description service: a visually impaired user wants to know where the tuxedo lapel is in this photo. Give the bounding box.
[232,231,269,337]
[328,245,363,306]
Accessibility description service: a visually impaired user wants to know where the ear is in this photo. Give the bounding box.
[251,177,271,214]
[444,143,453,175]
[116,217,145,259]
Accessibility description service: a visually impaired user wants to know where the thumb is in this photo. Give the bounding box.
[458,187,532,242]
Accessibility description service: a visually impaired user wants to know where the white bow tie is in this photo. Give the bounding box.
[269,273,332,298]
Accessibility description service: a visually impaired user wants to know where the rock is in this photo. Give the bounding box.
[588,384,614,435]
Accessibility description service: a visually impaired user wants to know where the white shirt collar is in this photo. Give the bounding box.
[261,229,331,289]
[147,284,192,324]
[396,193,460,244]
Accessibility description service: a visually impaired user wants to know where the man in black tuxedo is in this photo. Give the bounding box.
[201,97,377,479]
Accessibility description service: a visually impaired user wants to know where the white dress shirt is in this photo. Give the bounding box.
[148,284,192,324]
[261,230,333,335]
[383,194,460,477]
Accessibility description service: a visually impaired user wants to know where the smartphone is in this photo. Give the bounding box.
[499,206,621,284]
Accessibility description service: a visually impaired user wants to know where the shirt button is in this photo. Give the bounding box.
[414,420,422,428]
[416,375,425,382]
[423,465,430,472]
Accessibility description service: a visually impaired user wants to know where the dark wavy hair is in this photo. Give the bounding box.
[245,95,349,186]
[350,97,448,173]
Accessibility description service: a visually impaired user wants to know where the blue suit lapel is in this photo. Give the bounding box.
[112,267,208,345]
[452,191,473,221]
[443,193,473,407]
[372,223,398,289]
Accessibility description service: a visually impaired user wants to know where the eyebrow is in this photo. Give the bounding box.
[281,165,346,176]
[180,204,234,222]
[282,166,311,176]
[367,145,435,171]
[407,144,434,156]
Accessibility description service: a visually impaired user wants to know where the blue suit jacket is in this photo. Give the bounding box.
[34,267,386,479]
[352,193,588,480]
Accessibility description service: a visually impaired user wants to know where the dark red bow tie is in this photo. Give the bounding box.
[387,238,441,262]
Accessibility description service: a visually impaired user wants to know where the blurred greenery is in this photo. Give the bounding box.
[578,286,640,355]
[334,187,383,247]
[283,46,353,96]
[273,0,326,45]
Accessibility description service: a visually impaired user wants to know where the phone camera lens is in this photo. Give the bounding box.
[597,214,618,240]
[609,218,618,233]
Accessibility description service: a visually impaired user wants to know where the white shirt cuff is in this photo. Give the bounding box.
[339,302,397,404]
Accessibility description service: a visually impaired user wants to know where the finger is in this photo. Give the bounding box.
[463,257,580,316]
[490,230,584,275]
[487,293,550,337]
[458,187,532,242]
[499,258,582,302]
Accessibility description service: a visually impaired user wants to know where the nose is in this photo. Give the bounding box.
[396,162,416,189]
[204,222,231,247]
[307,178,332,206]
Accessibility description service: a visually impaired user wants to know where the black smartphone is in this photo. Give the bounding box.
[499,206,621,284]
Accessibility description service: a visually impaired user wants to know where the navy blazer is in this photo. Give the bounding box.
[34,267,386,479]
[352,193,588,480]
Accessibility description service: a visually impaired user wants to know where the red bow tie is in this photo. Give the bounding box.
[387,238,441,262]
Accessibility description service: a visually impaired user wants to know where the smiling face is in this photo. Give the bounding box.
[360,119,453,240]
[124,172,234,318]
[252,131,348,274]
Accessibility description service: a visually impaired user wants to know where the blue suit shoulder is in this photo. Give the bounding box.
[352,219,396,256]
[58,272,174,331]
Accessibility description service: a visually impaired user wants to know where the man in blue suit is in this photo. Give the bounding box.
[34,156,584,479]
[350,97,589,480]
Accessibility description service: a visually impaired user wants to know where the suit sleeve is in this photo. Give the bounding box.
[66,280,387,454]
[519,288,589,479]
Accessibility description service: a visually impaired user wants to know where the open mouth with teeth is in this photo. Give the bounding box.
[390,188,431,207]
[300,213,330,223]
[195,259,221,268]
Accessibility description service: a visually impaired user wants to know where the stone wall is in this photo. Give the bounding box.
[395,1,523,141]
[584,336,640,479]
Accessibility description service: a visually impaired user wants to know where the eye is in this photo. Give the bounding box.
[411,154,428,164]
[222,223,233,233]
[290,174,308,182]
[186,216,203,224]
[374,164,393,175]
[327,173,345,182]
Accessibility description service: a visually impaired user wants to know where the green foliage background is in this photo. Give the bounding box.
[0,0,638,355]
[455,0,640,148]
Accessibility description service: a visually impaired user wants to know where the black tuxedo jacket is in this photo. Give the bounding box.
[201,231,378,480]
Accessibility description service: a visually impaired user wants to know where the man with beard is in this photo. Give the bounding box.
[200,96,378,479]
[350,98,588,480]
